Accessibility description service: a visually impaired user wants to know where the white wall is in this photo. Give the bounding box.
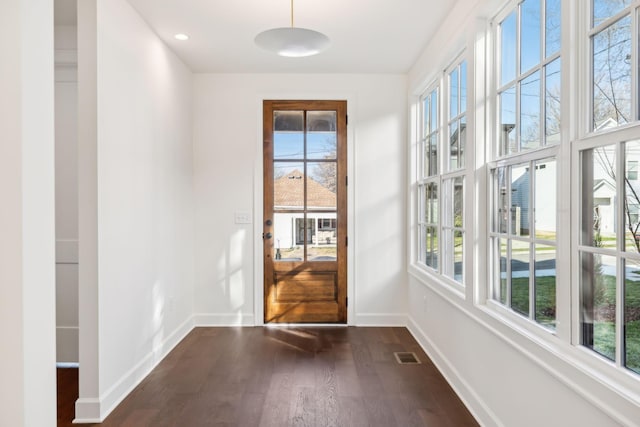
[193,73,408,326]
[407,0,640,425]
[76,0,195,421]
[55,24,79,364]
[0,0,57,426]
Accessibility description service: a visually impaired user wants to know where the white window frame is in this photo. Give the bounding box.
[487,0,564,332]
[412,52,471,295]
[586,0,640,135]
[418,84,441,272]
[408,0,640,408]
[573,0,640,385]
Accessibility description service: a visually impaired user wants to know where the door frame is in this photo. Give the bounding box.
[253,94,356,326]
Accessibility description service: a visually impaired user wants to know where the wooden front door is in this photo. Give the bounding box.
[263,100,347,323]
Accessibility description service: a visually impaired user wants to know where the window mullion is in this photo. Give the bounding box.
[507,165,513,308]
[617,141,625,367]
[633,7,639,122]
[529,160,536,319]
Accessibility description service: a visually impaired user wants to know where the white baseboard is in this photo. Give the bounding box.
[193,313,256,326]
[57,326,79,364]
[73,398,101,424]
[74,316,195,423]
[407,316,501,427]
[354,313,407,326]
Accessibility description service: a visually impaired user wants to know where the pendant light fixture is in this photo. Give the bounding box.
[254,0,330,57]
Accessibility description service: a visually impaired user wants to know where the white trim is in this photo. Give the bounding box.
[353,313,408,327]
[55,49,77,82]
[56,326,79,364]
[56,239,79,264]
[193,313,256,327]
[77,316,195,423]
[73,398,101,424]
[55,49,77,68]
[407,317,501,427]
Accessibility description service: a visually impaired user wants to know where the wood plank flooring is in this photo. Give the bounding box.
[57,327,478,427]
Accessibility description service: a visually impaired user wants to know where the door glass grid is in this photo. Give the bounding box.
[273,110,338,262]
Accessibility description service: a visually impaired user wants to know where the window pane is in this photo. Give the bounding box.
[308,215,337,261]
[593,16,632,131]
[426,226,439,268]
[423,98,430,135]
[274,111,304,159]
[459,117,467,168]
[511,164,530,237]
[500,86,517,155]
[454,177,464,228]
[501,11,517,86]
[521,0,541,73]
[494,167,509,233]
[274,110,303,131]
[273,212,304,261]
[545,0,561,57]
[307,162,336,210]
[511,240,530,316]
[581,252,617,361]
[450,67,459,118]
[627,161,638,180]
[454,230,464,283]
[429,133,438,176]
[520,71,541,151]
[545,58,561,145]
[494,238,509,304]
[307,111,336,132]
[425,180,439,269]
[535,159,556,240]
[449,121,459,170]
[431,89,439,132]
[593,0,632,27]
[626,141,640,252]
[274,162,305,210]
[535,244,556,329]
[460,60,467,114]
[306,111,336,160]
[307,134,336,160]
[307,132,336,160]
[582,145,617,249]
[625,258,640,374]
[425,182,439,225]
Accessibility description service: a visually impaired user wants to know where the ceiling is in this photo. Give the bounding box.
[55,0,461,74]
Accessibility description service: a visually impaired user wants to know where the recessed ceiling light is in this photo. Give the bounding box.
[174,34,189,41]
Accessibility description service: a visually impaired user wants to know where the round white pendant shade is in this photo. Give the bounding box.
[255,27,330,57]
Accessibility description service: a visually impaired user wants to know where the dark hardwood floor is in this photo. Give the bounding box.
[58,327,478,426]
[57,366,78,427]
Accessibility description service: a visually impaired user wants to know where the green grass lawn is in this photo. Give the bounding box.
[510,276,556,328]
[509,271,640,373]
[626,320,640,374]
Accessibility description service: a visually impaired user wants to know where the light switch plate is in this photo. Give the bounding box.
[234,211,252,224]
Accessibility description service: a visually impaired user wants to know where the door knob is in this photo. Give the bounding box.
[264,232,273,239]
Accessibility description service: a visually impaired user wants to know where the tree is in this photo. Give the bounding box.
[312,154,337,193]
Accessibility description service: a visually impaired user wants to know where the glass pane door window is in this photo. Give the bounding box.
[273,110,339,262]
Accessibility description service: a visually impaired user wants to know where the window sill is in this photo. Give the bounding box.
[408,262,466,301]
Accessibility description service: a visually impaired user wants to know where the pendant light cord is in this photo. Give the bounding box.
[290,0,294,28]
